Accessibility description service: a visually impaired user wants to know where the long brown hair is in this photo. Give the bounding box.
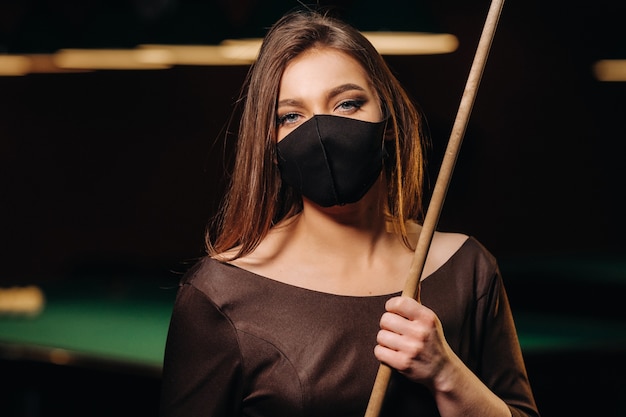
[207,9,426,259]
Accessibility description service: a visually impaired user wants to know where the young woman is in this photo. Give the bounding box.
[160,9,539,417]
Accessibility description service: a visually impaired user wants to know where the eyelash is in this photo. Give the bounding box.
[276,99,367,126]
[276,113,300,126]
[337,98,365,112]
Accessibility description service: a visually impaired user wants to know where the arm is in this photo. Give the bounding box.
[375,296,511,417]
[160,283,243,417]
[374,273,538,417]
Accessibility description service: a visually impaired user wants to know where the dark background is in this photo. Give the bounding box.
[1,1,625,416]
[1,0,625,284]
[1,1,625,283]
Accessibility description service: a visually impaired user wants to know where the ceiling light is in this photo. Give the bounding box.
[362,32,458,55]
[0,55,31,76]
[53,49,173,70]
[593,59,626,82]
[139,44,257,66]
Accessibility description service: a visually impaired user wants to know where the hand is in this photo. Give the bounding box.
[374,296,456,389]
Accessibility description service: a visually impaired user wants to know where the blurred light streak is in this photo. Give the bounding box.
[593,59,626,82]
[1,31,459,74]
[363,32,458,55]
[0,55,30,76]
[53,49,173,70]
[139,44,257,65]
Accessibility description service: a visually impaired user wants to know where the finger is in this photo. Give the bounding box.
[386,297,440,332]
[379,310,409,332]
[376,327,403,350]
[385,296,424,320]
[379,311,428,347]
[377,326,426,358]
[373,342,415,373]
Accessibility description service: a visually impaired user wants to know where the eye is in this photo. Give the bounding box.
[335,99,365,113]
[276,112,302,126]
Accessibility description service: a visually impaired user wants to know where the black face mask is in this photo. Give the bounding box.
[276,114,387,207]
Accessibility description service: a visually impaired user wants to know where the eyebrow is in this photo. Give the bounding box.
[327,83,366,99]
[277,83,367,109]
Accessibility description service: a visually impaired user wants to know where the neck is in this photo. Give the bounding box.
[293,180,396,258]
[231,180,416,295]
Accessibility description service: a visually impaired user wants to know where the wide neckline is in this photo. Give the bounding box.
[217,237,473,299]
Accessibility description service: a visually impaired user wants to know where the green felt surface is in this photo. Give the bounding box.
[515,313,626,352]
[1,276,625,371]
[0,280,177,371]
[0,296,173,367]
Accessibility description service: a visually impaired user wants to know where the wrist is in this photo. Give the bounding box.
[430,353,464,396]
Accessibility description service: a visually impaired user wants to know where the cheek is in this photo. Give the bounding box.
[376,104,385,121]
[276,128,288,142]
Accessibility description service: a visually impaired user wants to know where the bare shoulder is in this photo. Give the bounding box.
[219,216,298,270]
[431,230,470,251]
[422,230,469,279]
[404,221,468,254]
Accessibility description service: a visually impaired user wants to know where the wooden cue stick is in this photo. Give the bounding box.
[364,0,506,416]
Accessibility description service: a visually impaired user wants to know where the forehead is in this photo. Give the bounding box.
[279,47,372,97]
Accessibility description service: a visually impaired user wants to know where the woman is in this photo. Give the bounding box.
[160,9,539,417]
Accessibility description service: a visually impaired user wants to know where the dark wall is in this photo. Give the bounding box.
[1,0,625,285]
[1,66,248,283]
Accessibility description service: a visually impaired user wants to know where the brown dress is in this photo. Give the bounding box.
[159,237,539,417]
